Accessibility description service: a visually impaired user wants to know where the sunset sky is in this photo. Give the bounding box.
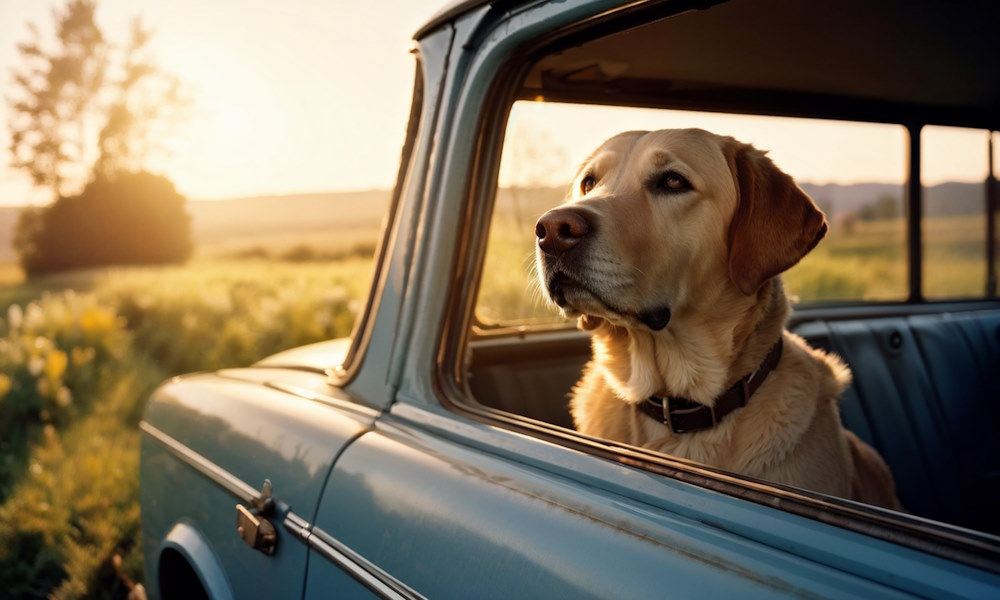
[0,0,446,205]
[1,0,996,206]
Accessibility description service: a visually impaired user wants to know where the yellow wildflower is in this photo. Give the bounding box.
[79,306,115,338]
[0,374,11,399]
[45,350,68,382]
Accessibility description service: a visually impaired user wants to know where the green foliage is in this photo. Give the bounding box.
[0,290,143,599]
[0,408,144,600]
[0,293,127,497]
[923,214,988,298]
[16,171,193,277]
[478,216,556,324]
[856,194,901,221]
[785,218,907,302]
[101,258,369,374]
[225,242,379,264]
[0,257,371,598]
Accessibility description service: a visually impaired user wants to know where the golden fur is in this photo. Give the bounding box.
[535,129,900,508]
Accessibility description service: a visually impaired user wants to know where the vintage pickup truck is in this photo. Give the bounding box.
[140,0,1000,597]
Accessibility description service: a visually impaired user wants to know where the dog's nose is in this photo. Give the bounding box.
[536,209,590,255]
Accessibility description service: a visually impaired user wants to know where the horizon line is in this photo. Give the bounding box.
[0,178,992,209]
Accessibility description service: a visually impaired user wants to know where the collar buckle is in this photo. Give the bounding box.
[660,398,673,432]
[658,397,717,434]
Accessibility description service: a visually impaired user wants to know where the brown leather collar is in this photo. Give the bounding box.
[640,337,783,433]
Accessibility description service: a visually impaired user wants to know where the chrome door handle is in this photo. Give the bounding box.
[236,479,277,555]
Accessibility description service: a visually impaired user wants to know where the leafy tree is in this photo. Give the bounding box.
[7,0,107,198]
[95,17,186,178]
[857,194,901,221]
[7,1,193,275]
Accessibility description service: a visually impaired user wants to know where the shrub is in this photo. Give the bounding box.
[15,171,192,277]
[280,244,318,262]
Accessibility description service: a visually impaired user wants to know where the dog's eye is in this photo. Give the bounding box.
[657,171,691,193]
[580,174,597,195]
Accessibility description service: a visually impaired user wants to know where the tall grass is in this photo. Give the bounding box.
[0,256,371,598]
[785,218,907,302]
[923,214,988,298]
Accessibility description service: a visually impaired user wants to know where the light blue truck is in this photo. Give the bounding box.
[140,1,1000,597]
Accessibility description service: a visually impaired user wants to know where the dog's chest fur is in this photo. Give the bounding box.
[570,310,855,496]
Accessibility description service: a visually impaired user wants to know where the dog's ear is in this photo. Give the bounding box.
[724,141,828,295]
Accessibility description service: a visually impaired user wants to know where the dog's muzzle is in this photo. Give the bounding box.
[534,207,671,331]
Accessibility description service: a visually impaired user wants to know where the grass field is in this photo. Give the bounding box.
[0,255,373,598]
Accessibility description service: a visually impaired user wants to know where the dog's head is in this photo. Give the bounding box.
[534,128,827,331]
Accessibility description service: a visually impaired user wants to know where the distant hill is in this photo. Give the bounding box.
[187,190,390,254]
[799,182,903,219]
[0,182,990,263]
[800,181,989,220]
[924,182,989,217]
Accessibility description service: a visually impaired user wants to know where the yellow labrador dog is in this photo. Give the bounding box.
[534,128,900,509]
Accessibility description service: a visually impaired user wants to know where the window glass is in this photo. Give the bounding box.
[921,126,991,299]
[477,102,908,326]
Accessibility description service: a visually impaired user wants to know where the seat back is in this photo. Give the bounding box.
[795,310,1000,533]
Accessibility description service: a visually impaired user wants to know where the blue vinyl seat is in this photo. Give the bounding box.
[795,310,1000,534]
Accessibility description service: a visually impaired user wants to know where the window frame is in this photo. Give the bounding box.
[432,0,1000,571]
